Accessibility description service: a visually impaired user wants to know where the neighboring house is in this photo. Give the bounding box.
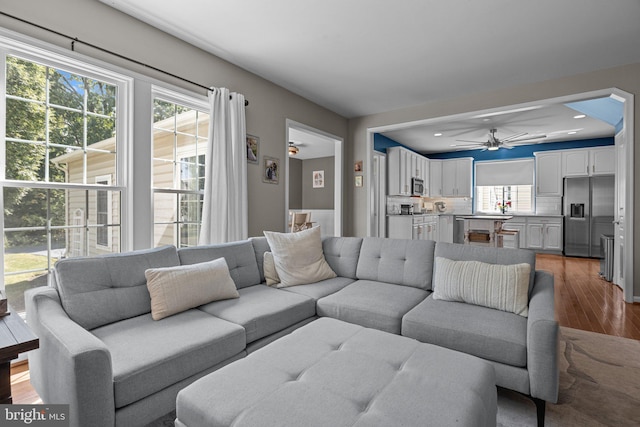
[52,110,207,257]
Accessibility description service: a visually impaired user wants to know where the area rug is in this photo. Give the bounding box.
[147,326,640,427]
[498,326,640,426]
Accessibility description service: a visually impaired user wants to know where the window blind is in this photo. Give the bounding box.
[476,159,534,186]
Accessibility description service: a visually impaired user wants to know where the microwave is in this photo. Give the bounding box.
[411,177,424,196]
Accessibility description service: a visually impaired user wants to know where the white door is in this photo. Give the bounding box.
[613,130,625,290]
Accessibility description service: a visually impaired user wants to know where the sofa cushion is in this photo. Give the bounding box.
[322,237,363,279]
[317,280,429,334]
[249,237,271,283]
[432,256,530,317]
[54,245,180,330]
[263,227,336,288]
[91,309,245,408]
[178,240,261,289]
[356,238,436,290]
[282,277,356,301]
[402,294,528,367]
[263,252,280,286]
[198,285,316,343]
[146,258,240,320]
[434,242,536,294]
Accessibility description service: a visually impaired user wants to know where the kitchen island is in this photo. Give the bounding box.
[456,215,514,247]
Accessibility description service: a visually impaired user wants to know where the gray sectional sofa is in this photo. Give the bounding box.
[25,236,558,427]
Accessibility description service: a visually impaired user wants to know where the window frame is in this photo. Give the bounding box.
[0,34,131,305]
[151,86,209,249]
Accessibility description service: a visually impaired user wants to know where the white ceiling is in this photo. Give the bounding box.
[381,101,616,154]
[102,0,639,153]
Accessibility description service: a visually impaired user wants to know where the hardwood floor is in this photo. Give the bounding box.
[10,253,640,404]
[536,254,640,340]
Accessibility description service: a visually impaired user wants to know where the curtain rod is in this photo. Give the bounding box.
[0,11,249,106]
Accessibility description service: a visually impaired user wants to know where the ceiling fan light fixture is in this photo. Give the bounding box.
[487,146,500,151]
[288,143,299,156]
[573,114,586,119]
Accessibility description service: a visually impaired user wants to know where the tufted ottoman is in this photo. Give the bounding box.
[175,317,497,427]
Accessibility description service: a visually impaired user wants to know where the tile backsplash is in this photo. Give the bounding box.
[535,196,562,215]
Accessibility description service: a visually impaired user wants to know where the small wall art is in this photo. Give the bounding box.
[354,160,363,172]
[246,134,259,164]
[263,156,279,184]
[355,175,363,187]
[313,170,325,188]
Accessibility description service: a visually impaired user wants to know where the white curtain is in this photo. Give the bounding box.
[199,87,248,244]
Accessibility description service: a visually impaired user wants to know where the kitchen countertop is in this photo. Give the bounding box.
[457,215,514,221]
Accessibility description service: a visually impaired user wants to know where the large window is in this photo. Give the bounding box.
[2,53,125,313]
[152,95,209,248]
[475,159,534,214]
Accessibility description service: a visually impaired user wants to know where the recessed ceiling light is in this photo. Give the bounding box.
[568,131,578,135]
[573,114,586,119]
[434,133,443,137]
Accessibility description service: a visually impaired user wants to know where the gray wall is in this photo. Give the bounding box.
[288,158,303,209]
[302,157,334,209]
[0,0,348,239]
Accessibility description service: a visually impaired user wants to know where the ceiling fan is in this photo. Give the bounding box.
[455,128,546,151]
[288,141,300,156]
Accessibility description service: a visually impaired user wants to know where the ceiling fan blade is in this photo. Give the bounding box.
[500,132,528,142]
[454,139,486,144]
[506,135,547,144]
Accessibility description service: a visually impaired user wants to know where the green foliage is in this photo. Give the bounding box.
[4,55,117,248]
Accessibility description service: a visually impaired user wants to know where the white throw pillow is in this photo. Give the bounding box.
[263,227,336,288]
[263,251,280,286]
[432,257,530,317]
[145,257,239,320]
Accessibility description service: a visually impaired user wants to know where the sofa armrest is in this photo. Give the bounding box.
[526,270,559,403]
[26,287,114,427]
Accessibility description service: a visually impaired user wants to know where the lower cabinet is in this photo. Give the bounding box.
[525,217,563,252]
[502,219,526,248]
[387,215,439,241]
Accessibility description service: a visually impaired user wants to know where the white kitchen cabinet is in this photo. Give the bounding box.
[535,151,562,197]
[429,160,442,197]
[387,147,410,195]
[442,158,472,197]
[387,146,430,196]
[590,147,615,175]
[502,218,526,248]
[562,146,615,177]
[563,149,589,177]
[421,157,430,196]
[526,216,562,252]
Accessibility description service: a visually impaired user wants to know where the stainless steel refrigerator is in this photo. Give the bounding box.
[563,175,614,258]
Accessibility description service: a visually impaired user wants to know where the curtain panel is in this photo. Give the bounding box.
[199,87,248,244]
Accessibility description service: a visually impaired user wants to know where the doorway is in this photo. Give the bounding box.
[285,120,343,237]
[366,88,634,303]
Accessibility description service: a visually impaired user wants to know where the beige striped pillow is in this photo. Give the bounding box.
[432,257,530,317]
[146,257,239,320]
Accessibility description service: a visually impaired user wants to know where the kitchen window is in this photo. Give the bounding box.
[475,159,534,214]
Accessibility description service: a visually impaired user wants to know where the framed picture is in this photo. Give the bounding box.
[354,160,363,172]
[355,175,363,187]
[263,156,279,184]
[313,170,325,188]
[246,134,259,164]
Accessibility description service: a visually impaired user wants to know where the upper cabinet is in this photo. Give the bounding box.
[387,146,429,196]
[563,146,615,177]
[534,151,562,197]
[442,158,472,197]
[429,160,442,197]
